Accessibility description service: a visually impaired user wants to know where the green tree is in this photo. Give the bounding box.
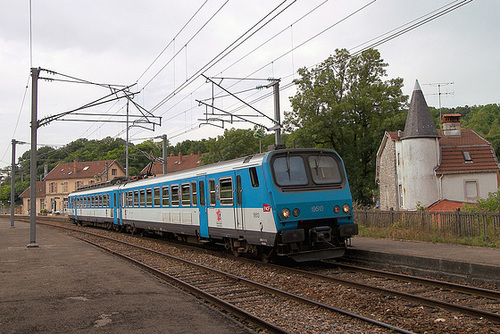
[285,48,407,205]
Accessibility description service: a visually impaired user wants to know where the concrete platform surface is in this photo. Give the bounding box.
[346,236,500,284]
[0,218,254,333]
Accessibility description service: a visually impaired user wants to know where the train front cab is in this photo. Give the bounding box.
[264,149,358,262]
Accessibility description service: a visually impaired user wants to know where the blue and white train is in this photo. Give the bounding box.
[68,148,358,262]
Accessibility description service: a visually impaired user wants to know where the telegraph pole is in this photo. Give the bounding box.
[272,80,281,148]
[28,67,40,248]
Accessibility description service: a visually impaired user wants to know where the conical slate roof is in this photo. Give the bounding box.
[401,80,439,139]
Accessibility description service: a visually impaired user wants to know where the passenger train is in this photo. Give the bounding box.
[68,148,358,262]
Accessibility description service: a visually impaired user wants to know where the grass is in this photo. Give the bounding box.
[358,224,499,248]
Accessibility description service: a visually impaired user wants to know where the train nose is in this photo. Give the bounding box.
[310,226,332,243]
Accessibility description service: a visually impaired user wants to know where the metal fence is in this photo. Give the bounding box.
[354,209,500,242]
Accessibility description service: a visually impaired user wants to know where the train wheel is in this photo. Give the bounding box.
[259,247,274,263]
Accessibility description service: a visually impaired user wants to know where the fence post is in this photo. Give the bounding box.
[455,208,461,237]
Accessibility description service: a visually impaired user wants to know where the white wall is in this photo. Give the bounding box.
[401,138,440,210]
[441,173,499,203]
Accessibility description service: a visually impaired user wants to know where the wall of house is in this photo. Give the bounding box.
[441,173,499,203]
[401,137,440,210]
[378,138,397,210]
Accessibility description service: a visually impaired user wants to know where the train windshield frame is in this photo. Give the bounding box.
[271,151,345,191]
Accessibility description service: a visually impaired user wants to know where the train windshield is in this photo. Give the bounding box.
[273,156,308,186]
[271,151,344,190]
[308,155,342,184]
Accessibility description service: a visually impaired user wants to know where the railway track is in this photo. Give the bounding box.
[22,216,500,333]
[33,218,412,334]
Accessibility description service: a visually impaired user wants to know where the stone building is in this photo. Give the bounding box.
[376,80,499,211]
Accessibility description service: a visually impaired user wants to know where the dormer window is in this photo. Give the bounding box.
[462,151,473,163]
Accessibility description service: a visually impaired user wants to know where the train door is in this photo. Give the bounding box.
[198,177,209,238]
[113,192,119,225]
[234,171,244,231]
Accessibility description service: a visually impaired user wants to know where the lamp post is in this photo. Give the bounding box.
[10,139,27,228]
[253,132,263,153]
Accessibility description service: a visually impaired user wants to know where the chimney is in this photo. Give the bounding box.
[44,164,48,178]
[178,150,182,163]
[170,151,174,156]
[442,114,461,137]
[73,160,77,173]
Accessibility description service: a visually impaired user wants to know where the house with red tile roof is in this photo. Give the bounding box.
[376,81,499,211]
[21,159,126,214]
[19,181,46,215]
[140,150,202,176]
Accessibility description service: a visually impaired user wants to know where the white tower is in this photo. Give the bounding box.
[400,80,440,210]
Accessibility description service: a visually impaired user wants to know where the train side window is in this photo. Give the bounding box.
[154,187,161,207]
[134,190,139,207]
[127,191,132,207]
[99,195,103,207]
[171,185,180,206]
[219,177,233,206]
[162,186,169,207]
[199,181,205,206]
[140,189,146,207]
[181,183,191,206]
[249,167,259,187]
[191,181,198,206]
[146,188,153,207]
[209,179,216,206]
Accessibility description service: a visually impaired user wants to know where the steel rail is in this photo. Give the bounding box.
[37,220,415,334]
[330,262,500,300]
[76,236,290,334]
[264,261,500,324]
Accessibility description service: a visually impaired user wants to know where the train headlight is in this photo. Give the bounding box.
[292,208,300,217]
[342,204,351,214]
[333,205,340,214]
[281,208,291,219]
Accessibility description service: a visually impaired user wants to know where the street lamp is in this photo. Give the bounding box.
[253,132,263,153]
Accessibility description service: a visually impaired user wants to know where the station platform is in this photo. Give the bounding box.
[345,236,500,284]
[0,217,254,333]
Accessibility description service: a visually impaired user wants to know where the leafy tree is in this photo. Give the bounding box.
[285,48,407,205]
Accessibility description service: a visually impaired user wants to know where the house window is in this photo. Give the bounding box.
[463,151,473,163]
[61,181,69,193]
[75,180,83,189]
[112,168,117,176]
[399,184,404,208]
[49,182,57,193]
[465,181,478,200]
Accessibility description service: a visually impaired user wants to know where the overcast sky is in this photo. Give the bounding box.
[0,0,498,171]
